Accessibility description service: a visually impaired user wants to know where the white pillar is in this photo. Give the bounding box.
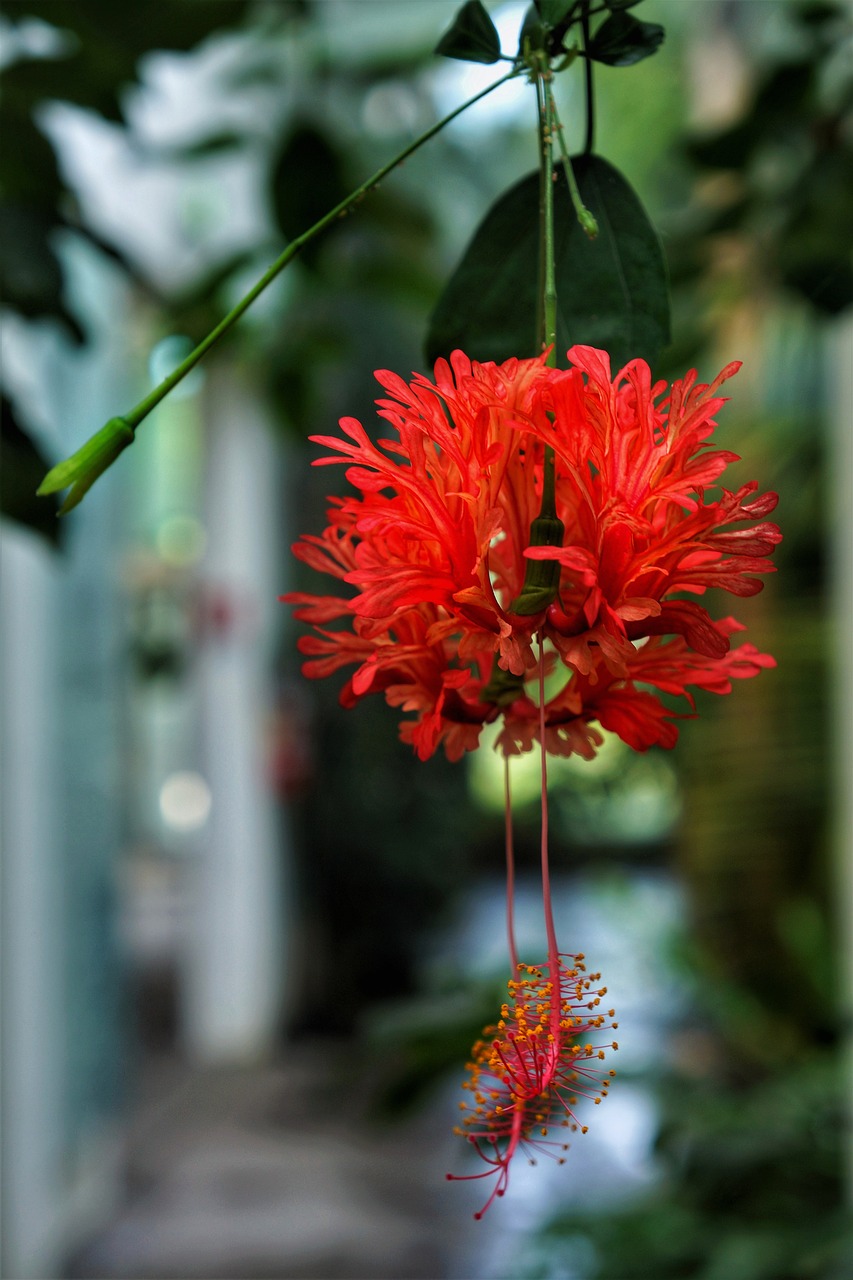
[182,364,289,1062]
[0,530,64,1278]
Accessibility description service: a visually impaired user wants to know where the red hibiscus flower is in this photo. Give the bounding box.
[283,347,779,761]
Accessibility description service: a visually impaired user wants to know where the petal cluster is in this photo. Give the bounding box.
[284,347,780,760]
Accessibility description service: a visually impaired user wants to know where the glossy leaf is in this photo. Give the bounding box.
[435,1,501,64]
[588,11,664,66]
[426,155,670,372]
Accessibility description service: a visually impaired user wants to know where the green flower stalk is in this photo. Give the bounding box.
[37,67,520,513]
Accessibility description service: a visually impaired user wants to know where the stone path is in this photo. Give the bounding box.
[65,1047,462,1280]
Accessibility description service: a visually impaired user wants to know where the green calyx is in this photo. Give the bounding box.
[509,512,564,615]
[482,657,526,707]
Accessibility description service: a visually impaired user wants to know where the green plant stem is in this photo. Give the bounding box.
[540,73,558,373]
[540,72,558,518]
[504,66,564,617]
[582,8,594,155]
[125,67,520,431]
[536,81,547,356]
[550,90,598,237]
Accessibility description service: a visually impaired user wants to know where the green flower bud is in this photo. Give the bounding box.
[37,417,135,514]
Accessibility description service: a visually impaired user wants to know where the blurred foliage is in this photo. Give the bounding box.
[0,0,254,330]
[529,1052,853,1280]
[675,606,834,1057]
[665,0,853,375]
[290,689,474,1033]
[0,0,256,538]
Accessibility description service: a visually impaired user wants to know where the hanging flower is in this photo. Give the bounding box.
[284,346,782,1215]
[283,347,780,760]
[447,954,618,1218]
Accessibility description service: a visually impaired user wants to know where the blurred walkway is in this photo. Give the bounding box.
[64,1046,453,1280]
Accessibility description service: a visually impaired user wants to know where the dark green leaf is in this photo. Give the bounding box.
[519,5,547,54]
[534,0,576,24]
[1,397,61,545]
[426,155,670,372]
[588,12,664,66]
[435,1,501,64]
[605,0,648,10]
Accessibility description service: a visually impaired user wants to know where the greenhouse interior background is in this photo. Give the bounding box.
[1,1,852,1277]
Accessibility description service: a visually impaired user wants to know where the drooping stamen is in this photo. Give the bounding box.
[504,755,519,976]
[448,642,618,1217]
[447,952,618,1215]
[537,632,561,1040]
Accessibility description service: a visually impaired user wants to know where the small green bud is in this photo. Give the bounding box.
[37,416,135,514]
[578,207,599,239]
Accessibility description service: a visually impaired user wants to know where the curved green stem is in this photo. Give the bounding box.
[504,755,519,975]
[39,66,521,510]
[550,90,598,238]
[540,76,558,520]
[509,68,563,615]
[540,74,558,370]
[537,634,561,986]
[582,8,595,155]
[127,67,520,428]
